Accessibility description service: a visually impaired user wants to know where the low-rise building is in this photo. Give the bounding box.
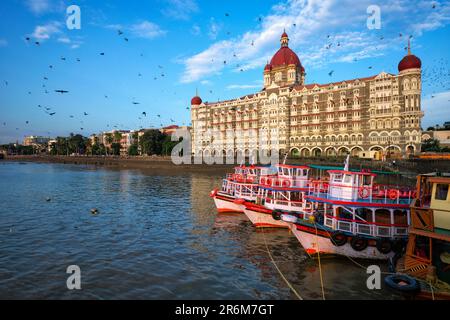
[422,130,450,147]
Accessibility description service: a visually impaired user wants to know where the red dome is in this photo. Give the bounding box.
[398,54,421,72]
[281,31,288,38]
[191,96,202,105]
[270,46,302,68]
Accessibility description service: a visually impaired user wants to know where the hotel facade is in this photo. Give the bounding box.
[190,32,423,159]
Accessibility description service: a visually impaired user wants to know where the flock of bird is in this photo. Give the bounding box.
[2,4,450,139]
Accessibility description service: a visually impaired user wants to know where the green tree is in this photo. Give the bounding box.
[162,134,181,156]
[421,138,442,152]
[128,144,139,156]
[111,142,121,155]
[139,129,165,155]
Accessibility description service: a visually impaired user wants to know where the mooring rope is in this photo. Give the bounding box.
[261,228,303,300]
[313,222,326,300]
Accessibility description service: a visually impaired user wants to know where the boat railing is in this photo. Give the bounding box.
[259,176,309,189]
[309,180,414,205]
[323,214,408,238]
[263,197,310,212]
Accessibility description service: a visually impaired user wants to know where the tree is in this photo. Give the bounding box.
[139,129,165,155]
[421,138,442,152]
[128,144,139,156]
[111,142,121,156]
[162,134,181,156]
[426,127,435,131]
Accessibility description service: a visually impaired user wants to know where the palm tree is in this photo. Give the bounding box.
[104,133,113,155]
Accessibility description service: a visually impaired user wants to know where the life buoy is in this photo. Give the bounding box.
[266,178,272,186]
[330,232,347,247]
[388,189,400,200]
[282,180,291,188]
[384,274,419,293]
[359,187,370,199]
[272,210,282,221]
[322,182,329,190]
[376,239,392,254]
[247,176,254,183]
[260,177,266,185]
[274,180,281,187]
[350,236,368,251]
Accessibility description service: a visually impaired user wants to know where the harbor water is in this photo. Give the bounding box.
[0,162,411,299]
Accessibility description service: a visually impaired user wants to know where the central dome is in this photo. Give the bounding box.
[269,31,302,69]
[270,47,301,68]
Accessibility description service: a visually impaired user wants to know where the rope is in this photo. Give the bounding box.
[313,222,326,300]
[261,228,303,300]
[429,281,435,300]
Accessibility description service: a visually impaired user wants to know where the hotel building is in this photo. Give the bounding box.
[190,32,423,158]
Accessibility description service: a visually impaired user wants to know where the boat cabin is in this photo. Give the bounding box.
[259,164,310,189]
[403,173,450,285]
[327,170,375,201]
[257,187,311,213]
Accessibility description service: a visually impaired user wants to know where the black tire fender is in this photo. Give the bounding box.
[350,236,368,251]
[376,239,393,254]
[330,232,347,247]
[272,210,282,221]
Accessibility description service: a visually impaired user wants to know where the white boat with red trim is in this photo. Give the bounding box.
[278,169,415,260]
[210,165,275,213]
[241,164,311,228]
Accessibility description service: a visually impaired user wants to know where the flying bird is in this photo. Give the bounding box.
[142,112,146,117]
[55,90,69,94]
[84,112,88,116]
[132,102,140,105]
[118,30,123,35]
[328,70,334,76]
[100,52,105,56]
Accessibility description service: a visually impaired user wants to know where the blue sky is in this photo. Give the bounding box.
[0,0,449,143]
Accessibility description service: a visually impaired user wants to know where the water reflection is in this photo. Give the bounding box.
[0,162,409,299]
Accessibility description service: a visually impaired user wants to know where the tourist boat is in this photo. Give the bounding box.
[278,168,416,260]
[210,165,275,213]
[387,172,450,299]
[238,164,311,228]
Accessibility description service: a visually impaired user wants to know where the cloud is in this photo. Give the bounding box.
[208,18,221,40]
[130,21,166,39]
[0,39,7,47]
[191,24,201,36]
[162,0,199,20]
[57,37,71,44]
[31,21,62,40]
[179,0,450,83]
[422,90,450,128]
[57,36,83,49]
[226,84,262,90]
[26,0,50,14]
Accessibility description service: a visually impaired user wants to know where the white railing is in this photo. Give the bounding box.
[327,216,407,238]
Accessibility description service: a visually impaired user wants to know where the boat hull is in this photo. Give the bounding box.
[243,203,289,228]
[213,194,243,213]
[289,222,394,260]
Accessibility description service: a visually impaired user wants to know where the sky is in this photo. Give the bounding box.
[0,0,449,144]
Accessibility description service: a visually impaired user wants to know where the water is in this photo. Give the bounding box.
[0,162,409,299]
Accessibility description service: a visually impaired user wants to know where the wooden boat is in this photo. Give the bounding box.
[240,164,311,228]
[210,165,275,213]
[278,169,415,259]
[388,173,450,299]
